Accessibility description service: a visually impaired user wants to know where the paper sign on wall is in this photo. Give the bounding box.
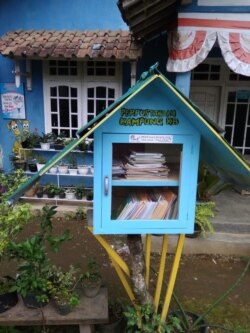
[0,83,26,119]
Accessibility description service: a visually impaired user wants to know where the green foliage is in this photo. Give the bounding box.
[47,265,80,307]
[195,202,215,237]
[21,131,40,148]
[8,205,71,299]
[39,132,56,143]
[124,303,182,333]
[67,153,78,168]
[0,169,29,201]
[0,202,32,257]
[43,183,59,196]
[81,257,101,284]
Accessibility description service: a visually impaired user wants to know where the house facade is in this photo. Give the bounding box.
[0,0,250,172]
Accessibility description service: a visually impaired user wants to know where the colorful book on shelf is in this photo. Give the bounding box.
[115,189,177,220]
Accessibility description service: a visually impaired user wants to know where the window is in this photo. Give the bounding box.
[191,63,221,81]
[44,61,121,137]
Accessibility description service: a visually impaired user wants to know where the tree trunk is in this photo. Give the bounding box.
[127,235,153,304]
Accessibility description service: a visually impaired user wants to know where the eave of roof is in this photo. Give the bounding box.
[0,29,142,60]
[117,0,180,41]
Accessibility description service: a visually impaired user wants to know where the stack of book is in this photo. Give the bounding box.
[112,159,126,179]
[115,188,178,220]
[124,151,170,180]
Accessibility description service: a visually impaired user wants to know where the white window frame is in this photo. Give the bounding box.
[43,61,122,135]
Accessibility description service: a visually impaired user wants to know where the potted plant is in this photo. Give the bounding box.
[75,205,86,221]
[54,132,67,150]
[47,265,80,315]
[34,155,47,171]
[97,299,125,333]
[8,205,71,309]
[0,276,18,313]
[57,187,66,199]
[75,186,85,200]
[86,189,93,201]
[68,153,78,175]
[39,132,54,150]
[27,157,38,172]
[80,258,102,298]
[44,183,58,198]
[65,187,75,200]
[21,131,40,149]
[124,303,182,333]
[57,160,69,174]
[36,185,44,198]
[77,165,89,175]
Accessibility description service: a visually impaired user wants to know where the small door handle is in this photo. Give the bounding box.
[104,176,109,195]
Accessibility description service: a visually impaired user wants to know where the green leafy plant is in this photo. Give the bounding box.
[195,201,215,237]
[43,183,59,197]
[124,303,182,333]
[47,265,80,308]
[8,206,72,302]
[0,202,32,257]
[67,153,78,169]
[21,131,40,148]
[39,132,56,143]
[0,169,29,201]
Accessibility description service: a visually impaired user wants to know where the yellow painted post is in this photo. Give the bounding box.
[145,234,151,287]
[154,235,168,312]
[110,258,136,302]
[88,227,130,276]
[160,234,185,322]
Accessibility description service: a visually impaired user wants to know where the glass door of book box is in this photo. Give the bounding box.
[102,134,193,233]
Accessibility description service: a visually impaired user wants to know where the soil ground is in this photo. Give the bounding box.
[1,212,250,333]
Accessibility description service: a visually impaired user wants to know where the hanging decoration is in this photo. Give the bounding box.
[167,11,250,76]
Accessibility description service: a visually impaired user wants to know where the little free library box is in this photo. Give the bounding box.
[76,66,249,235]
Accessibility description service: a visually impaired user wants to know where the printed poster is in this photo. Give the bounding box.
[0,83,26,119]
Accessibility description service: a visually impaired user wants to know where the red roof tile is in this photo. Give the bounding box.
[0,29,141,60]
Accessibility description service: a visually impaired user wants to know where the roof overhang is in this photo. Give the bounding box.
[117,0,191,41]
[0,29,142,60]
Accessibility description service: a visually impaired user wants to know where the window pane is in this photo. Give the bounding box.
[233,108,247,146]
[58,67,69,76]
[96,68,106,76]
[71,115,78,127]
[226,104,234,124]
[51,114,58,127]
[50,87,57,96]
[224,126,232,142]
[51,99,57,112]
[71,100,77,113]
[49,68,56,75]
[108,88,115,98]
[88,100,94,114]
[88,88,94,98]
[71,87,77,98]
[96,87,106,98]
[228,92,236,102]
[59,100,69,127]
[59,86,69,97]
[96,100,106,114]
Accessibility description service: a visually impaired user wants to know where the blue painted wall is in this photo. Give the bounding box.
[0,0,128,170]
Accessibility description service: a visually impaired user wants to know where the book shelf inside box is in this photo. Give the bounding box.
[111,143,181,221]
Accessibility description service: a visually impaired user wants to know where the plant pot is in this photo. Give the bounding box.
[97,317,124,333]
[59,192,66,199]
[54,144,64,150]
[13,160,26,170]
[65,192,75,200]
[22,291,49,309]
[28,163,38,172]
[55,302,72,316]
[58,165,68,174]
[0,277,18,313]
[40,143,50,150]
[36,163,45,171]
[36,191,44,198]
[24,185,37,197]
[77,165,89,175]
[47,193,55,198]
[49,166,57,173]
[75,193,83,200]
[81,278,102,298]
[68,168,78,175]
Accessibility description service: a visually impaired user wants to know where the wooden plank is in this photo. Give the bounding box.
[0,288,108,327]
